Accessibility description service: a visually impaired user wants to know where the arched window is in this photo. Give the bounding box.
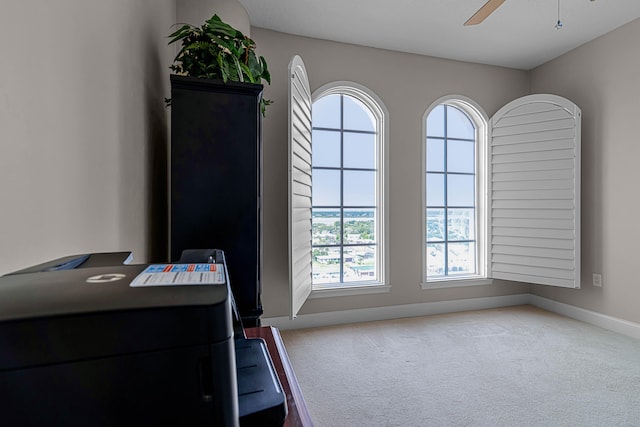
[423,97,488,285]
[311,83,387,288]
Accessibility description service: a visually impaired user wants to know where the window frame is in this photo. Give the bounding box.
[422,96,491,289]
[310,82,389,295]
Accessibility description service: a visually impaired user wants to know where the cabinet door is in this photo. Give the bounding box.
[170,76,264,322]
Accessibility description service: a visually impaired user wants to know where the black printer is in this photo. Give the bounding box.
[0,250,286,427]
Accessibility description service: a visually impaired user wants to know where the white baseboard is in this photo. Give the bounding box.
[262,293,530,330]
[528,295,640,340]
[263,293,640,341]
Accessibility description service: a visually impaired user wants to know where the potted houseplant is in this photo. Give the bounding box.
[167,14,272,116]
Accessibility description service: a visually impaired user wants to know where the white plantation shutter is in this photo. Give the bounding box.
[288,55,313,318]
[489,94,581,288]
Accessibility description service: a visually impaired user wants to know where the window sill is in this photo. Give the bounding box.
[309,283,391,299]
[421,277,493,290]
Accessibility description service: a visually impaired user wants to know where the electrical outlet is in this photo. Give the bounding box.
[592,273,602,287]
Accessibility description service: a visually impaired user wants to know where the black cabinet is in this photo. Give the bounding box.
[170,75,263,326]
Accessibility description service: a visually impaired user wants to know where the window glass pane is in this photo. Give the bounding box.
[312,94,341,129]
[343,95,374,132]
[344,132,375,169]
[448,242,476,275]
[427,105,445,138]
[426,138,445,172]
[312,246,341,284]
[426,208,445,242]
[426,243,445,277]
[344,170,375,206]
[311,88,383,287]
[446,106,474,140]
[447,174,475,206]
[312,208,341,245]
[344,245,377,282]
[447,140,474,173]
[343,208,375,244]
[425,102,481,282]
[312,169,340,206]
[447,208,475,242]
[313,130,340,167]
[426,173,445,206]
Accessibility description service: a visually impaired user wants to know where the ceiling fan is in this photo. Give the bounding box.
[464,0,506,26]
[465,0,597,26]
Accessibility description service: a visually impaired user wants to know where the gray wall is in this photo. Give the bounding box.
[177,0,250,35]
[251,28,532,318]
[0,0,175,273]
[529,18,640,324]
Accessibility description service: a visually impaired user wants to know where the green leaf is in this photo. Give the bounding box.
[260,56,271,84]
[239,63,255,83]
[231,56,244,82]
[167,23,194,43]
[209,34,239,56]
[205,14,238,38]
[260,98,273,117]
[246,50,261,79]
[216,53,231,83]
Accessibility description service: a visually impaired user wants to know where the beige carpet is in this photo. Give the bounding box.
[280,305,640,426]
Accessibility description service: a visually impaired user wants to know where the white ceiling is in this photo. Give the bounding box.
[238,0,640,70]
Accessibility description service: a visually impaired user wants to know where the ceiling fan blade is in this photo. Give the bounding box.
[464,0,507,26]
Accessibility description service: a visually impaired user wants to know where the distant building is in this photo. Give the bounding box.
[317,255,353,264]
[350,265,375,278]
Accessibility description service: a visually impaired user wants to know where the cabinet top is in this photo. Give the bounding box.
[170,74,263,96]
